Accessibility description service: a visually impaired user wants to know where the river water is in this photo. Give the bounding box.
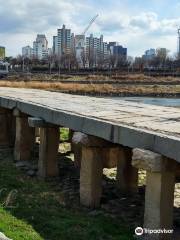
[111,97,180,107]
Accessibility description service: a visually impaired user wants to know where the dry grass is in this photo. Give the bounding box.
[6,73,180,83]
[0,80,180,95]
[86,73,180,82]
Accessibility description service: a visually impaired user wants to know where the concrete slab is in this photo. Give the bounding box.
[1,87,180,162]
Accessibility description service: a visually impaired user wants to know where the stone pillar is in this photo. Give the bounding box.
[14,109,35,162]
[79,134,114,208]
[39,127,59,178]
[80,145,103,208]
[28,117,60,179]
[132,148,176,240]
[69,129,74,142]
[116,147,138,193]
[35,128,40,138]
[0,107,14,147]
[72,132,84,168]
[69,129,74,152]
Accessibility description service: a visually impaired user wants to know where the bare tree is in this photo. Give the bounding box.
[109,55,117,69]
[81,50,88,69]
[156,48,169,67]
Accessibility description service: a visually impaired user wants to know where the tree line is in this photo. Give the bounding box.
[4,48,180,74]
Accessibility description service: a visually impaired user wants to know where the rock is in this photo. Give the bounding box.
[15,161,31,168]
[88,210,102,216]
[101,204,111,211]
[72,132,109,147]
[26,170,36,177]
[132,148,163,172]
[31,164,38,171]
[0,232,12,240]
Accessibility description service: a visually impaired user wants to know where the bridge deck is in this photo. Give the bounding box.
[0,87,180,162]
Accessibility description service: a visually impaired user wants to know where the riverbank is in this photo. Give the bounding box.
[5,73,180,83]
[1,80,180,97]
[0,144,133,240]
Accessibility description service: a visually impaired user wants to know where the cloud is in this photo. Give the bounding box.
[0,0,179,57]
[95,15,126,35]
[0,0,88,33]
[129,12,180,36]
[95,11,180,37]
[129,12,158,32]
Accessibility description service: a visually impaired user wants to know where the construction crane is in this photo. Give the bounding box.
[178,28,180,59]
[75,14,99,65]
[82,14,99,35]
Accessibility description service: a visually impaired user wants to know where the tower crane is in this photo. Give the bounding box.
[75,14,99,47]
[178,28,180,59]
[82,14,99,35]
[75,14,99,65]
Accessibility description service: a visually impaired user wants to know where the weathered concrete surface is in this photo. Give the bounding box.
[72,132,118,168]
[132,148,175,240]
[2,88,180,163]
[80,146,103,208]
[132,148,164,172]
[14,115,35,162]
[0,107,14,146]
[116,147,138,192]
[132,148,178,172]
[28,117,57,128]
[144,171,175,240]
[39,127,59,178]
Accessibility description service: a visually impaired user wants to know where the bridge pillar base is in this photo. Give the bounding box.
[132,148,176,239]
[39,127,59,178]
[79,134,116,208]
[116,147,138,193]
[28,117,60,179]
[80,145,103,208]
[14,110,35,162]
[0,107,14,147]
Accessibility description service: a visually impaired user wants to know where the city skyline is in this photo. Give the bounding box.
[1,0,180,57]
[21,26,127,69]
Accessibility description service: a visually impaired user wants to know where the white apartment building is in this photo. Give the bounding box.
[74,35,85,67]
[103,42,108,59]
[142,48,156,61]
[33,34,48,60]
[86,34,106,67]
[53,25,72,57]
[22,46,33,59]
[53,36,58,55]
[58,25,71,55]
[51,26,110,68]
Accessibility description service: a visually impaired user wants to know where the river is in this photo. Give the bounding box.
[111,97,180,107]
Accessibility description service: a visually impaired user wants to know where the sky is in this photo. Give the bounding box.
[0,0,180,57]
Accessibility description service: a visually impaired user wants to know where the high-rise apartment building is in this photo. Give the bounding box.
[51,25,126,68]
[33,34,48,59]
[74,35,85,66]
[53,36,58,55]
[86,34,106,67]
[142,48,156,61]
[53,25,72,56]
[108,42,127,66]
[22,46,33,58]
[0,46,5,60]
[71,33,75,54]
[103,42,108,59]
[57,25,71,55]
[113,45,127,60]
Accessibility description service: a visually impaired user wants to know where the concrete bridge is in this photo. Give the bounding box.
[0,87,180,239]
